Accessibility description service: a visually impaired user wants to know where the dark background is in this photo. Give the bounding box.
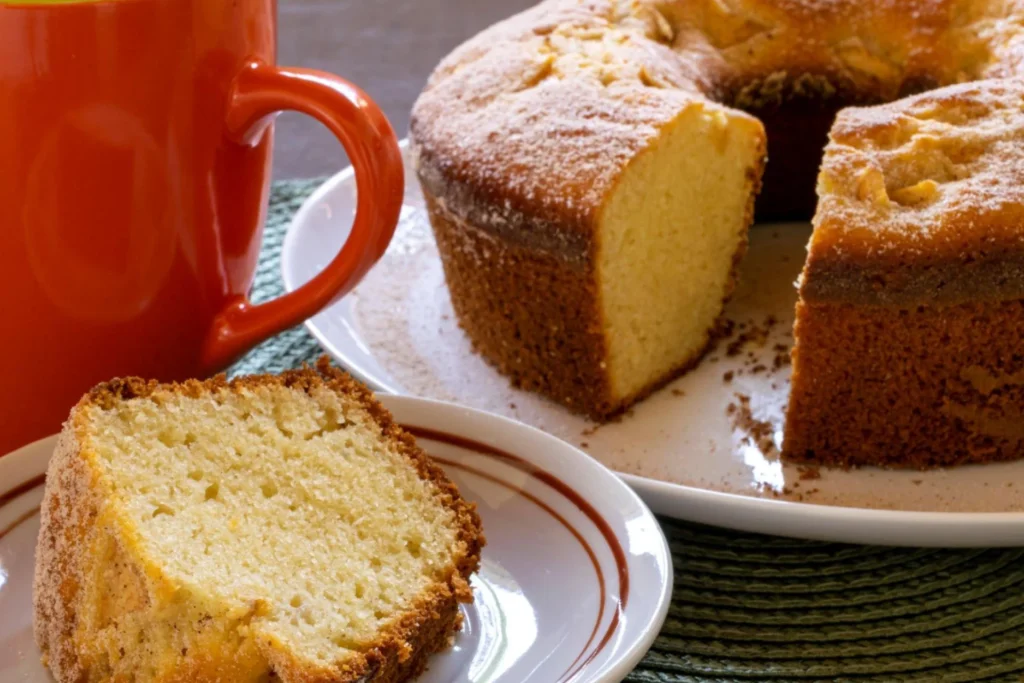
[274,0,535,179]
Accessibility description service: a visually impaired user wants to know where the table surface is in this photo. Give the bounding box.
[274,0,535,180]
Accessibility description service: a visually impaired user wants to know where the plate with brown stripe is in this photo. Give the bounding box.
[0,394,671,682]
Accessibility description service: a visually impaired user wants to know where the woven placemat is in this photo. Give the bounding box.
[230,180,1024,683]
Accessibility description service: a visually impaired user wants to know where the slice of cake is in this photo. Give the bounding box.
[33,360,484,683]
[783,79,1024,468]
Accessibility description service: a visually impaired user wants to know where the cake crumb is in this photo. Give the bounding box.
[723,371,735,383]
[797,465,822,481]
[912,479,923,485]
[671,388,686,397]
[580,441,589,448]
[725,319,773,357]
[727,393,777,456]
[509,402,517,410]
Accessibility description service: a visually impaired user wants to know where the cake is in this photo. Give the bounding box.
[783,80,1024,468]
[409,0,1024,424]
[33,360,484,683]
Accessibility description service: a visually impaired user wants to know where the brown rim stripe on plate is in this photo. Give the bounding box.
[0,474,46,540]
[0,508,40,540]
[404,424,630,681]
[0,474,46,509]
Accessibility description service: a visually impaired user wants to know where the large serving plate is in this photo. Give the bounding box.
[0,395,671,682]
[282,140,1024,547]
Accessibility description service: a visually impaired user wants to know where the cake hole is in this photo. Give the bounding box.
[354,583,366,599]
[204,483,220,501]
[520,56,554,91]
[370,558,382,570]
[332,634,360,649]
[407,539,423,558]
[187,470,204,481]
[290,595,303,608]
[183,432,197,446]
[152,503,174,517]
[324,407,346,430]
[261,482,278,498]
[638,67,662,89]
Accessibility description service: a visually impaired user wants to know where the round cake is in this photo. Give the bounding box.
[410,0,1024,466]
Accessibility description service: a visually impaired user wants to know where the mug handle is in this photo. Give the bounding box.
[201,60,403,371]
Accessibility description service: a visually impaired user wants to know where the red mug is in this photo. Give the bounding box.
[0,0,404,455]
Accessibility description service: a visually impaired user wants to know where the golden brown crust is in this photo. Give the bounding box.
[783,299,1024,469]
[33,358,484,683]
[427,191,618,417]
[33,429,97,683]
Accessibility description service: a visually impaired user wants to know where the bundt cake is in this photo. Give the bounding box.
[33,360,484,683]
[410,0,1024,452]
[784,80,1024,468]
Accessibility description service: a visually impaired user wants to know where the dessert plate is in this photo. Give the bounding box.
[282,140,1024,547]
[0,395,671,682]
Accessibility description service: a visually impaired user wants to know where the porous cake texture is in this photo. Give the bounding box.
[784,80,1024,468]
[33,360,484,683]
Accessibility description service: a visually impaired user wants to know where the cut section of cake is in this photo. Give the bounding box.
[415,66,766,418]
[783,79,1024,468]
[33,359,484,683]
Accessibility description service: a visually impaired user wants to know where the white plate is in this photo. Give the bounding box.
[282,140,1024,547]
[0,395,671,682]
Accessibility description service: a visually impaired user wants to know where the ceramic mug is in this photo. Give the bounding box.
[0,0,404,455]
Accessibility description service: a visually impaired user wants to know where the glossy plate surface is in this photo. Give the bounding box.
[282,141,1024,547]
[0,395,671,682]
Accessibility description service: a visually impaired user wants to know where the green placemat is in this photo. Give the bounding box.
[230,180,1024,683]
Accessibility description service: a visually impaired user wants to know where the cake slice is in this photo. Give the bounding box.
[783,79,1024,468]
[33,360,484,683]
